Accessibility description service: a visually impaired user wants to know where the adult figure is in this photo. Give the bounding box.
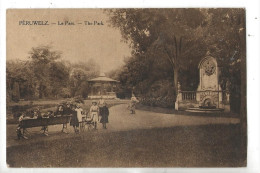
[70,105,79,133]
[90,101,99,129]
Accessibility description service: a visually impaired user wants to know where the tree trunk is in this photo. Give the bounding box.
[174,67,179,95]
[39,83,43,99]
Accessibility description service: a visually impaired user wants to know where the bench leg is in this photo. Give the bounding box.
[43,126,49,136]
[22,128,28,139]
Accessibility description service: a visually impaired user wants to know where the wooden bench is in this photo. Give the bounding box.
[18,115,72,138]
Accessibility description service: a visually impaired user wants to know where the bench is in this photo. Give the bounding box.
[18,115,72,138]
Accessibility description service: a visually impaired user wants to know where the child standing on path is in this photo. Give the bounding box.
[99,104,109,129]
[90,101,99,130]
[70,105,79,133]
[63,103,72,133]
[75,104,84,131]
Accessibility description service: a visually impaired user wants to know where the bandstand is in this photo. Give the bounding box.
[88,72,119,99]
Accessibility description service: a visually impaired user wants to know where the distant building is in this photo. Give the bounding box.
[88,72,119,99]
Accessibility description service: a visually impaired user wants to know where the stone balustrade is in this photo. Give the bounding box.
[180,91,197,100]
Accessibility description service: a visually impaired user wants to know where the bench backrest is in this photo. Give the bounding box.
[20,116,72,128]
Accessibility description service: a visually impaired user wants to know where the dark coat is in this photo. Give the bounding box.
[99,106,109,123]
[70,110,79,127]
[55,110,64,116]
[64,107,72,116]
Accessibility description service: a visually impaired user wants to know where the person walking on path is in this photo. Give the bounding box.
[90,101,99,130]
[99,104,109,129]
[129,95,139,114]
[70,105,79,133]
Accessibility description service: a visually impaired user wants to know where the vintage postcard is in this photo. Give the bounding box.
[5,8,247,168]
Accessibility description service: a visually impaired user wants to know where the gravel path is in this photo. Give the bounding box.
[108,104,240,131]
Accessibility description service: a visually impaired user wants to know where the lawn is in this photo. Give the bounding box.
[6,124,246,167]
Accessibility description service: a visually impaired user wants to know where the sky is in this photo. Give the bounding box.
[6,9,132,72]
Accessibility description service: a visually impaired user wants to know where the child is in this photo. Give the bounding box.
[16,113,28,140]
[75,104,84,131]
[99,104,109,129]
[70,105,79,133]
[130,95,139,114]
[55,105,64,117]
[90,101,99,129]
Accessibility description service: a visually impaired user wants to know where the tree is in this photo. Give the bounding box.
[7,46,72,100]
[107,9,207,95]
[205,8,246,160]
[6,60,36,101]
[28,46,63,98]
[68,59,100,98]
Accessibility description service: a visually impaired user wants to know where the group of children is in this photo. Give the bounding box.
[16,98,110,139]
[59,98,110,133]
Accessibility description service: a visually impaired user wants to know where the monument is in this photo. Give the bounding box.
[175,56,230,112]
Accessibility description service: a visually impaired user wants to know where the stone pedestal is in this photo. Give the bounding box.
[175,56,230,112]
[197,56,222,109]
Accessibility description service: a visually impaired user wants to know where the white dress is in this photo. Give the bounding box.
[75,108,83,122]
[90,105,99,122]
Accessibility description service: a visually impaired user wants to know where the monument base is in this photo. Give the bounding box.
[186,107,224,113]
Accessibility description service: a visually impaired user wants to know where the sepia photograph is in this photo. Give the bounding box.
[5,8,247,168]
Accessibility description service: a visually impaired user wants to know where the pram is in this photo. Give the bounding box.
[85,112,95,130]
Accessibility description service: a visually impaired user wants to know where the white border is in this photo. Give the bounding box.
[1,0,260,173]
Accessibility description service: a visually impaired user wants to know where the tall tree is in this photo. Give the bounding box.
[205,8,246,160]
[107,9,207,94]
[28,46,63,98]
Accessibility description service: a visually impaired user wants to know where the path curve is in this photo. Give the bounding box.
[107,104,240,132]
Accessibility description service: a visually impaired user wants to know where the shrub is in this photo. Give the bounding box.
[139,80,176,108]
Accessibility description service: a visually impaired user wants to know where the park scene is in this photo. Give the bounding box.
[6,9,246,167]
